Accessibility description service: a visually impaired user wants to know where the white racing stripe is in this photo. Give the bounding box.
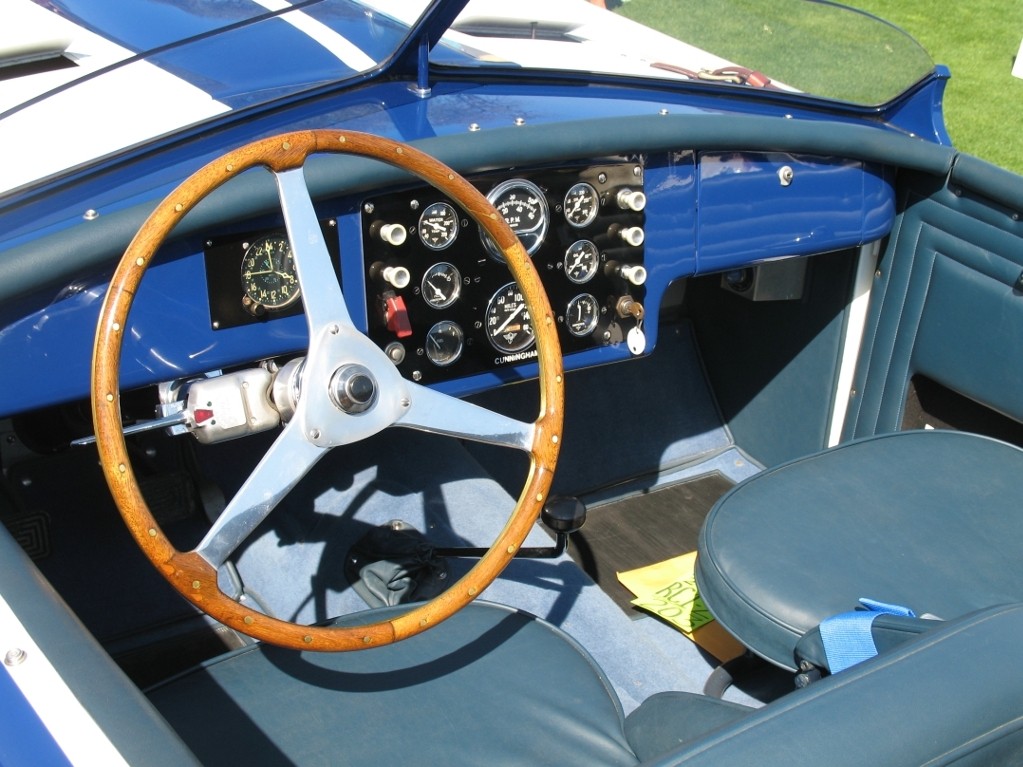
[253,0,377,71]
[0,594,130,767]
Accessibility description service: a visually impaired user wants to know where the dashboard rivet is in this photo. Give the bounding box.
[330,324,340,335]
[659,108,669,116]
[83,209,99,221]
[469,123,481,132]
[4,648,26,667]
[514,117,526,126]
[309,429,321,440]
[364,202,375,214]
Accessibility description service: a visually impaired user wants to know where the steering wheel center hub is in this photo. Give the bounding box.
[330,364,377,414]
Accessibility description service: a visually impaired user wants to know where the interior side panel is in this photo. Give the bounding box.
[681,248,858,468]
[845,157,1023,440]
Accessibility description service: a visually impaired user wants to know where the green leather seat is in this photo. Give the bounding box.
[146,600,1023,765]
[696,430,1023,670]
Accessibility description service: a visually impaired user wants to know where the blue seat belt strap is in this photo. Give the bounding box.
[818,598,916,673]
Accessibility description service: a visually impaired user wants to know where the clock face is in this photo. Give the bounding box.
[240,234,301,310]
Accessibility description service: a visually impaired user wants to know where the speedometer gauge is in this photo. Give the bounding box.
[485,282,535,354]
[241,234,300,310]
[481,179,549,262]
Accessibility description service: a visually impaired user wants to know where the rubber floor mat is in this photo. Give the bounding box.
[570,473,733,615]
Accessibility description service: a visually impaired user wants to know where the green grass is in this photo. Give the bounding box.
[616,0,1023,174]
[850,1,1023,174]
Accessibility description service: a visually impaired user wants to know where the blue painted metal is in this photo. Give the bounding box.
[0,669,72,767]
[880,67,953,146]
[696,153,895,274]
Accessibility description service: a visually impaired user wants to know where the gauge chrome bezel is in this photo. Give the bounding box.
[424,320,465,367]
[485,281,536,354]
[563,182,599,228]
[565,293,600,337]
[418,201,460,251]
[481,178,549,262]
[564,240,600,285]
[240,233,301,310]
[421,262,462,309]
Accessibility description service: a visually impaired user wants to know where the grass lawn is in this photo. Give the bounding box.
[853,0,1023,174]
[616,1,1023,174]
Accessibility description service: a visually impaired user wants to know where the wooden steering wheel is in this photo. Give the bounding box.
[92,131,564,651]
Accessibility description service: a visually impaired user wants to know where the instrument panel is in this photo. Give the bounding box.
[202,160,646,385]
[361,161,647,384]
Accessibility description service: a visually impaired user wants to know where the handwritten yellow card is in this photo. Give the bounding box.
[618,552,745,663]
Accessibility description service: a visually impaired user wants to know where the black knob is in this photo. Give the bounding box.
[541,496,586,534]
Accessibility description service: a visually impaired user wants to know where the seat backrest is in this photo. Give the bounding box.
[643,603,1023,766]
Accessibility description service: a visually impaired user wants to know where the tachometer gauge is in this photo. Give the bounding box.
[485,282,535,354]
[563,182,599,228]
[421,262,462,309]
[565,293,600,337]
[418,202,459,250]
[564,240,600,284]
[425,320,465,367]
[241,234,300,310]
[481,179,549,261]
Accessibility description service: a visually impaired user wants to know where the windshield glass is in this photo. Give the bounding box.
[433,0,935,106]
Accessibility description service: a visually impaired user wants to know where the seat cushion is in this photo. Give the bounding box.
[147,601,638,767]
[645,604,1023,767]
[696,430,1023,669]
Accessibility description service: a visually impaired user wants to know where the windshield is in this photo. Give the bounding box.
[432,0,935,107]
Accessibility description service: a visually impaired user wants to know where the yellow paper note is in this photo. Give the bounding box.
[618,552,745,663]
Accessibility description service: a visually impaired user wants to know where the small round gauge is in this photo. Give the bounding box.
[564,240,600,284]
[421,262,462,309]
[485,282,535,354]
[418,202,459,250]
[565,294,600,337]
[241,234,300,310]
[564,182,599,228]
[425,320,465,367]
[481,179,549,261]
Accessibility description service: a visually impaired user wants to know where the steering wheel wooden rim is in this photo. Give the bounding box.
[91,130,564,651]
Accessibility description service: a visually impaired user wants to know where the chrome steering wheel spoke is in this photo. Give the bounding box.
[399,382,535,452]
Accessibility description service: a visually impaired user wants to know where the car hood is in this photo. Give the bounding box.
[1,0,439,193]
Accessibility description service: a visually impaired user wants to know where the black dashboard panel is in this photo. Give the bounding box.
[360,161,647,385]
